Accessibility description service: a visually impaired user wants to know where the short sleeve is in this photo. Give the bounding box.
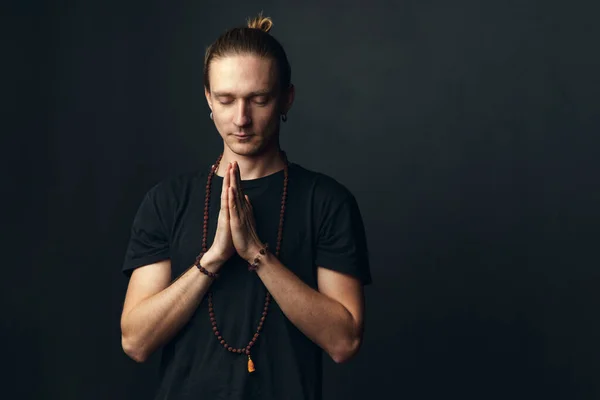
[315,191,372,285]
[122,186,171,277]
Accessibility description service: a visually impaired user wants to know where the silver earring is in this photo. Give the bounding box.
[210,112,213,120]
[281,114,287,122]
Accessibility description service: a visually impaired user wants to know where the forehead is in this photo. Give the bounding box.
[209,54,278,95]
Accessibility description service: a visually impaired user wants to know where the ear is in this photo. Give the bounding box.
[281,84,295,115]
[204,87,213,111]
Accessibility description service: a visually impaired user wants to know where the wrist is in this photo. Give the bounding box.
[199,250,225,273]
[245,243,270,271]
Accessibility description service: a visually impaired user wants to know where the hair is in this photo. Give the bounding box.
[203,13,292,94]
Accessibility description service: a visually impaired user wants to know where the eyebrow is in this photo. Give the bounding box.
[213,90,272,97]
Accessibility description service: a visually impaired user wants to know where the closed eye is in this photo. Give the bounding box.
[213,93,271,106]
[253,96,270,106]
[218,98,234,105]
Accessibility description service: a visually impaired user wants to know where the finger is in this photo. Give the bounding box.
[244,194,256,226]
[231,162,244,205]
[228,186,239,222]
[221,163,230,213]
[223,162,230,189]
[229,162,237,192]
[235,162,243,193]
[223,173,230,220]
[237,164,247,208]
[234,185,245,212]
[244,194,255,226]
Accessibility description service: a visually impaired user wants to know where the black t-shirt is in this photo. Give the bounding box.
[122,161,372,400]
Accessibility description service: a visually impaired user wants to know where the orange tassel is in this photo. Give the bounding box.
[248,355,255,373]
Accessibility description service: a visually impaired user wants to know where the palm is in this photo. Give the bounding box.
[215,207,235,259]
[227,162,263,261]
[207,162,236,262]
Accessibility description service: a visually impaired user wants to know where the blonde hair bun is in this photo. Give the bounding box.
[247,12,273,33]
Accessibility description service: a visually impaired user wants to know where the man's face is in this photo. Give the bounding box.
[205,53,291,157]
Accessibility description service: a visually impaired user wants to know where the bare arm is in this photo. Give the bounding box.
[255,253,365,363]
[226,160,365,363]
[121,162,237,362]
[120,252,224,362]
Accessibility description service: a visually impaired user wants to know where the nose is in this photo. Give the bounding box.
[233,100,252,127]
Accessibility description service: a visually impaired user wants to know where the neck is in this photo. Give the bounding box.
[216,145,286,181]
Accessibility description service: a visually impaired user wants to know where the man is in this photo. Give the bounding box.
[121,14,371,400]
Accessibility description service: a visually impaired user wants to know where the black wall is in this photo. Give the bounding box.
[4,1,599,399]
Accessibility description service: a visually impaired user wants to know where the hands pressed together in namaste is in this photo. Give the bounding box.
[208,161,265,265]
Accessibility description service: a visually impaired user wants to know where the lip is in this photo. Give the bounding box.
[233,133,253,139]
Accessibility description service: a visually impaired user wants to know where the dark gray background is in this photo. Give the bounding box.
[4,0,599,399]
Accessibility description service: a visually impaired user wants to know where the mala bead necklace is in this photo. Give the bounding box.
[194,151,289,373]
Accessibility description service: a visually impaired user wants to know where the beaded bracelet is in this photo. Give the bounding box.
[248,243,269,271]
[195,252,219,279]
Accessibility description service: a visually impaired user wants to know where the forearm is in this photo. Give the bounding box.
[255,253,362,363]
[121,255,222,362]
